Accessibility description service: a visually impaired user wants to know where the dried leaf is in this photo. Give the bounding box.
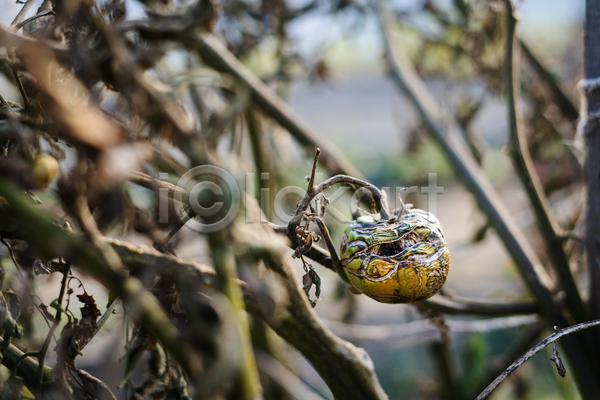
[550,341,567,378]
[77,292,101,321]
[76,292,101,347]
[54,320,81,371]
[33,259,53,275]
[309,268,321,300]
[293,235,313,258]
[302,273,312,295]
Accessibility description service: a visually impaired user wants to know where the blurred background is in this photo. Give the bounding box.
[0,0,587,398]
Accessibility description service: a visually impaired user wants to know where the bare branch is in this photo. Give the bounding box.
[503,0,586,325]
[255,351,325,400]
[323,315,541,344]
[478,323,545,396]
[15,10,55,30]
[10,0,37,28]
[476,319,600,400]
[520,40,579,123]
[207,230,263,399]
[583,0,600,373]
[194,34,363,178]
[289,174,391,234]
[420,295,539,316]
[253,255,389,400]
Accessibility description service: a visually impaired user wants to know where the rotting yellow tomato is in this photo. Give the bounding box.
[340,207,450,303]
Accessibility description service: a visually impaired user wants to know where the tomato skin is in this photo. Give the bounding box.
[32,155,59,189]
[340,208,450,303]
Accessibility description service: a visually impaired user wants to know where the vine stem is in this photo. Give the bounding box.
[476,319,600,400]
[288,149,391,235]
[310,216,349,283]
[307,148,321,193]
[37,261,71,391]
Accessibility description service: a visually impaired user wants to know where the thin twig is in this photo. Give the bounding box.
[255,350,325,400]
[16,10,55,30]
[420,294,539,316]
[289,174,391,234]
[37,262,71,391]
[307,148,321,193]
[195,34,363,178]
[311,216,348,283]
[128,171,189,200]
[478,323,545,396]
[78,299,121,352]
[164,210,195,244]
[0,237,21,272]
[10,0,37,28]
[11,68,29,107]
[10,261,71,394]
[323,315,540,343]
[520,40,579,123]
[503,0,586,325]
[476,319,600,400]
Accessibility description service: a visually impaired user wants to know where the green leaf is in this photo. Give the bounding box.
[50,300,64,313]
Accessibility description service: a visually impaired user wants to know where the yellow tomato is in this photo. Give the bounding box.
[32,154,59,189]
[340,208,450,303]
